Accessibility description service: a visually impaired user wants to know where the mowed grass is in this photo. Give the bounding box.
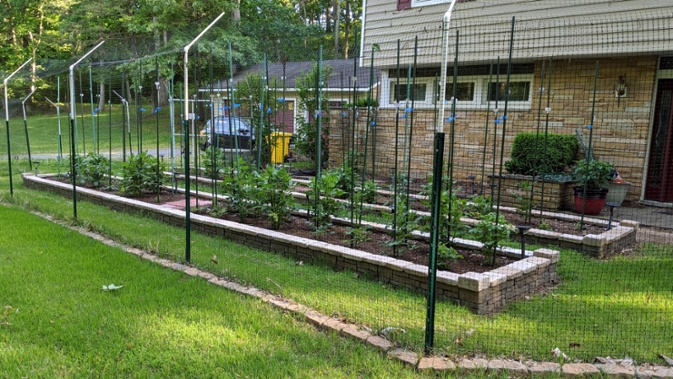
[2,159,673,365]
[0,204,434,378]
[2,106,177,156]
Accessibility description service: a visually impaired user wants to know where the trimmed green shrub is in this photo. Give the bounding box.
[505,133,579,176]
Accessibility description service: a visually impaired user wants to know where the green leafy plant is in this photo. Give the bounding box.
[573,159,615,189]
[419,177,466,264]
[468,212,514,266]
[345,225,370,247]
[437,244,462,263]
[420,177,467,238]
[514,180,535,224]
[119,152,166,198]
[295,64,333,166]
[335,152,359,196]
[201,146,225,180]
[220,158,259,222]
[465,194,493,220]
[354,97,379,107]
[307,170,344,236]
[76,152,109,188]
[358,180,379,204]
[255,165,296,229]
[537,220,553,231]
[505,133,579,176]
[208,204,228,218]
[384,175,421,254]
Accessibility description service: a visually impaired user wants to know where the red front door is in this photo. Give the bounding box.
[645,79,673,202]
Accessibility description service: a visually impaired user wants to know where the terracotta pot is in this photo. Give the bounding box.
[573,187,608,215]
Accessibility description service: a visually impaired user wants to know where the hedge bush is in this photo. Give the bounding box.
[505,133,579,176]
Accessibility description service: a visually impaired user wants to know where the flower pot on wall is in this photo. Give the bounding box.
[574,187,609,215]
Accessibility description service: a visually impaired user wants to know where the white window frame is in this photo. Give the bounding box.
[381,70,534,110]
[411,0,449,7]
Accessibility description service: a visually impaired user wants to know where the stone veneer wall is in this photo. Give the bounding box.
[487,174,575,211]
[24,174,559,315]
[328,57,658,203]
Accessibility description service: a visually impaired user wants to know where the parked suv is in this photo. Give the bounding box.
[199,116,254,150]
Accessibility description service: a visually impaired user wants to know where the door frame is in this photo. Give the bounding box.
[644,76,673,202]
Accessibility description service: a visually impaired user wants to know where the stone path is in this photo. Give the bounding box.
[33,210,673,378]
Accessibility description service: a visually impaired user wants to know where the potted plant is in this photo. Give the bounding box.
[572,159,614,215]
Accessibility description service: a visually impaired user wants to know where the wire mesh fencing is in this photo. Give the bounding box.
[1,2,673,365]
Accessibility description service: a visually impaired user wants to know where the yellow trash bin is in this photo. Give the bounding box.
[270,132,293,164]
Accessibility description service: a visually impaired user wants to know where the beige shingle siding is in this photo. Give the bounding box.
[363,0,673,68]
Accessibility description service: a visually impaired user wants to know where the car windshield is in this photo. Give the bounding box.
[203,116,252,136]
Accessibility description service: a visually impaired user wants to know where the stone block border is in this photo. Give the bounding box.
[23,173,559,315]
[36,211,673,378]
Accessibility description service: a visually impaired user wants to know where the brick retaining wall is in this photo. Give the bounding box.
[23,173,559,315]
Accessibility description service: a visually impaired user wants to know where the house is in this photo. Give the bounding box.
[348,0,673,204]
[202,59,380,134]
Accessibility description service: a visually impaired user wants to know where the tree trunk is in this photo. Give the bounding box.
[333,0,340,59]
[98,81,106,112]
[344,2,350,59]
[125,79,133,107]
[232,0,241,22]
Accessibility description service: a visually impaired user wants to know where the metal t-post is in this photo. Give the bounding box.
[425,0,457,355]
[183,12,226,262]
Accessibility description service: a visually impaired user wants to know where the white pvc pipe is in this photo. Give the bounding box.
[438,0,458,134]
[69,41,105,123]
[22,89,37,121]
[4,59,32,122]
[183,12,226,123]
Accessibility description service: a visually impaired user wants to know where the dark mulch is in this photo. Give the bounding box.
[290,181,606,236]
[113,187,515,273]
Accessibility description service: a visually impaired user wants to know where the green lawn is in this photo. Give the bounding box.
[2,106,179,157]
[0,204,434,378]
[2,158,672,367]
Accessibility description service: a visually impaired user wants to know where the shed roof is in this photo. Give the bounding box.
[208,59,380,91]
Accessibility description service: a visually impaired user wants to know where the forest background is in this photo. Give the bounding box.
[0,0,362,101]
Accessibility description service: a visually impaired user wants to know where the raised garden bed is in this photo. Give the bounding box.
[171,172,638,258]
[23,173,560,315]
[293,178,636,259]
